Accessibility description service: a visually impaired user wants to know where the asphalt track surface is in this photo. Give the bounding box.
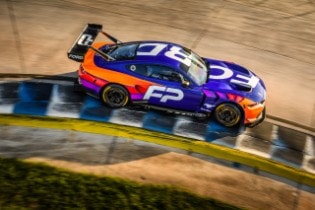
[0,78,314,174]
[1,0,314,128]
[0,0,315,209]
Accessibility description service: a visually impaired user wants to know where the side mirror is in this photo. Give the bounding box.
[181,80,190,88]
[179,74,190,88]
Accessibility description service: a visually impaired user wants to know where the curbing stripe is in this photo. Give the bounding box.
[0,114,314,187]
[1,80,313,173]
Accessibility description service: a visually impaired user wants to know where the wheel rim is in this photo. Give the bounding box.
[215,104,241,127]
[103,86,128,107]
[108,89,124,104]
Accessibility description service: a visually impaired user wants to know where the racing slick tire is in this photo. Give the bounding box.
[214,103,242,127]
[101,84,129,108]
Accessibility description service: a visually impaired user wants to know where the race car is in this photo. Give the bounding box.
[68,24,266,127]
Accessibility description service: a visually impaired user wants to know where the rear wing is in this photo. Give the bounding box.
[67,23,122,62]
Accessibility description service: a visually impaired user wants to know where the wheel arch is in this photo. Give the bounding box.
[99,82,130,98]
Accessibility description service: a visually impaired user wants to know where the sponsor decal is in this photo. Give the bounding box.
[136,43,260,88]
[68,54,84,60]
[143,86,184,103]
[209,65,233,80]
[210,65,259,88]
[230,74,259,88]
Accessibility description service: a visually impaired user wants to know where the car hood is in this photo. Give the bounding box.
[203,58,266,102]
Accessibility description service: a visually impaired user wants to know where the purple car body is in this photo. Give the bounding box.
[68,24,266,127]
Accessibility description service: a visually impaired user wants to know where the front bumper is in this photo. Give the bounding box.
[246,107,266,127]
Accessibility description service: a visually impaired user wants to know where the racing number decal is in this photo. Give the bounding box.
[137,44,192,66]
[143,86,184,103]
[137,43,168,56]
[165,46,191,66]
[78,34,94,46]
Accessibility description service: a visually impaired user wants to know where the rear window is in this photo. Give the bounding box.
[103,43,138,60]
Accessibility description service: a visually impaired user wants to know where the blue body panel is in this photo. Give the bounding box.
[82,41,266,126]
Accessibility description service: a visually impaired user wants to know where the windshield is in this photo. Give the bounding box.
[183,51,208,86]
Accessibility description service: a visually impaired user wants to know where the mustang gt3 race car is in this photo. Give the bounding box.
[68,24,266,127]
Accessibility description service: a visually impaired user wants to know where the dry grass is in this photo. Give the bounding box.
[25,152,315,210]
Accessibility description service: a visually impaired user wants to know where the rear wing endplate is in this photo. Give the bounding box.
[67,23,121,62]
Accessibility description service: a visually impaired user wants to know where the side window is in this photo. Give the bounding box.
[146,65,182,83]
[127,64,149,76]
[127,64,183,83]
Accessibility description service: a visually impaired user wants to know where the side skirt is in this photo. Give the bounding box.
[138,103,209,118]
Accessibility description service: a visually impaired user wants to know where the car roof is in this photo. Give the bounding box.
[94,41,191,75]
[129,41,188,70]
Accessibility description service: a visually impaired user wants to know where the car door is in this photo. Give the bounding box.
[129,64,204,112]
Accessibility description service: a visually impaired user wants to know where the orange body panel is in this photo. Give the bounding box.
[82,42,156,93]
[239,98,265,124]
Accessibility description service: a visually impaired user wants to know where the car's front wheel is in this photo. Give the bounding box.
[101,84,129,108]
[214,103,241,127]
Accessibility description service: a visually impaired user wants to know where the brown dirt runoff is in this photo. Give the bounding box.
[25,152,314,210]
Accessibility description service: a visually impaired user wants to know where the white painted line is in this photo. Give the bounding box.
[109,109,143,128]
[172,116,205,140]
[239,147,271,159]
[235,133,246,149]
[302,136,315,173]
[47,107,80,118]
[236,134,271,159]
[0,104,14,114]
[302,155,315,174]
[304,136,314,156]
[271,125,279,141]
[47,84,80,118]
[49,84,61,103]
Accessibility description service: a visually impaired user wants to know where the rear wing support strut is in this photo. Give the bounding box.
[67,23,121,62]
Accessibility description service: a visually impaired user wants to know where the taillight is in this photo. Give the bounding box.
[79,65,86,74]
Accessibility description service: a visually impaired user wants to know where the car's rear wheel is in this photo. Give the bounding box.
[101,84,129,108]
[214,103,241,127]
